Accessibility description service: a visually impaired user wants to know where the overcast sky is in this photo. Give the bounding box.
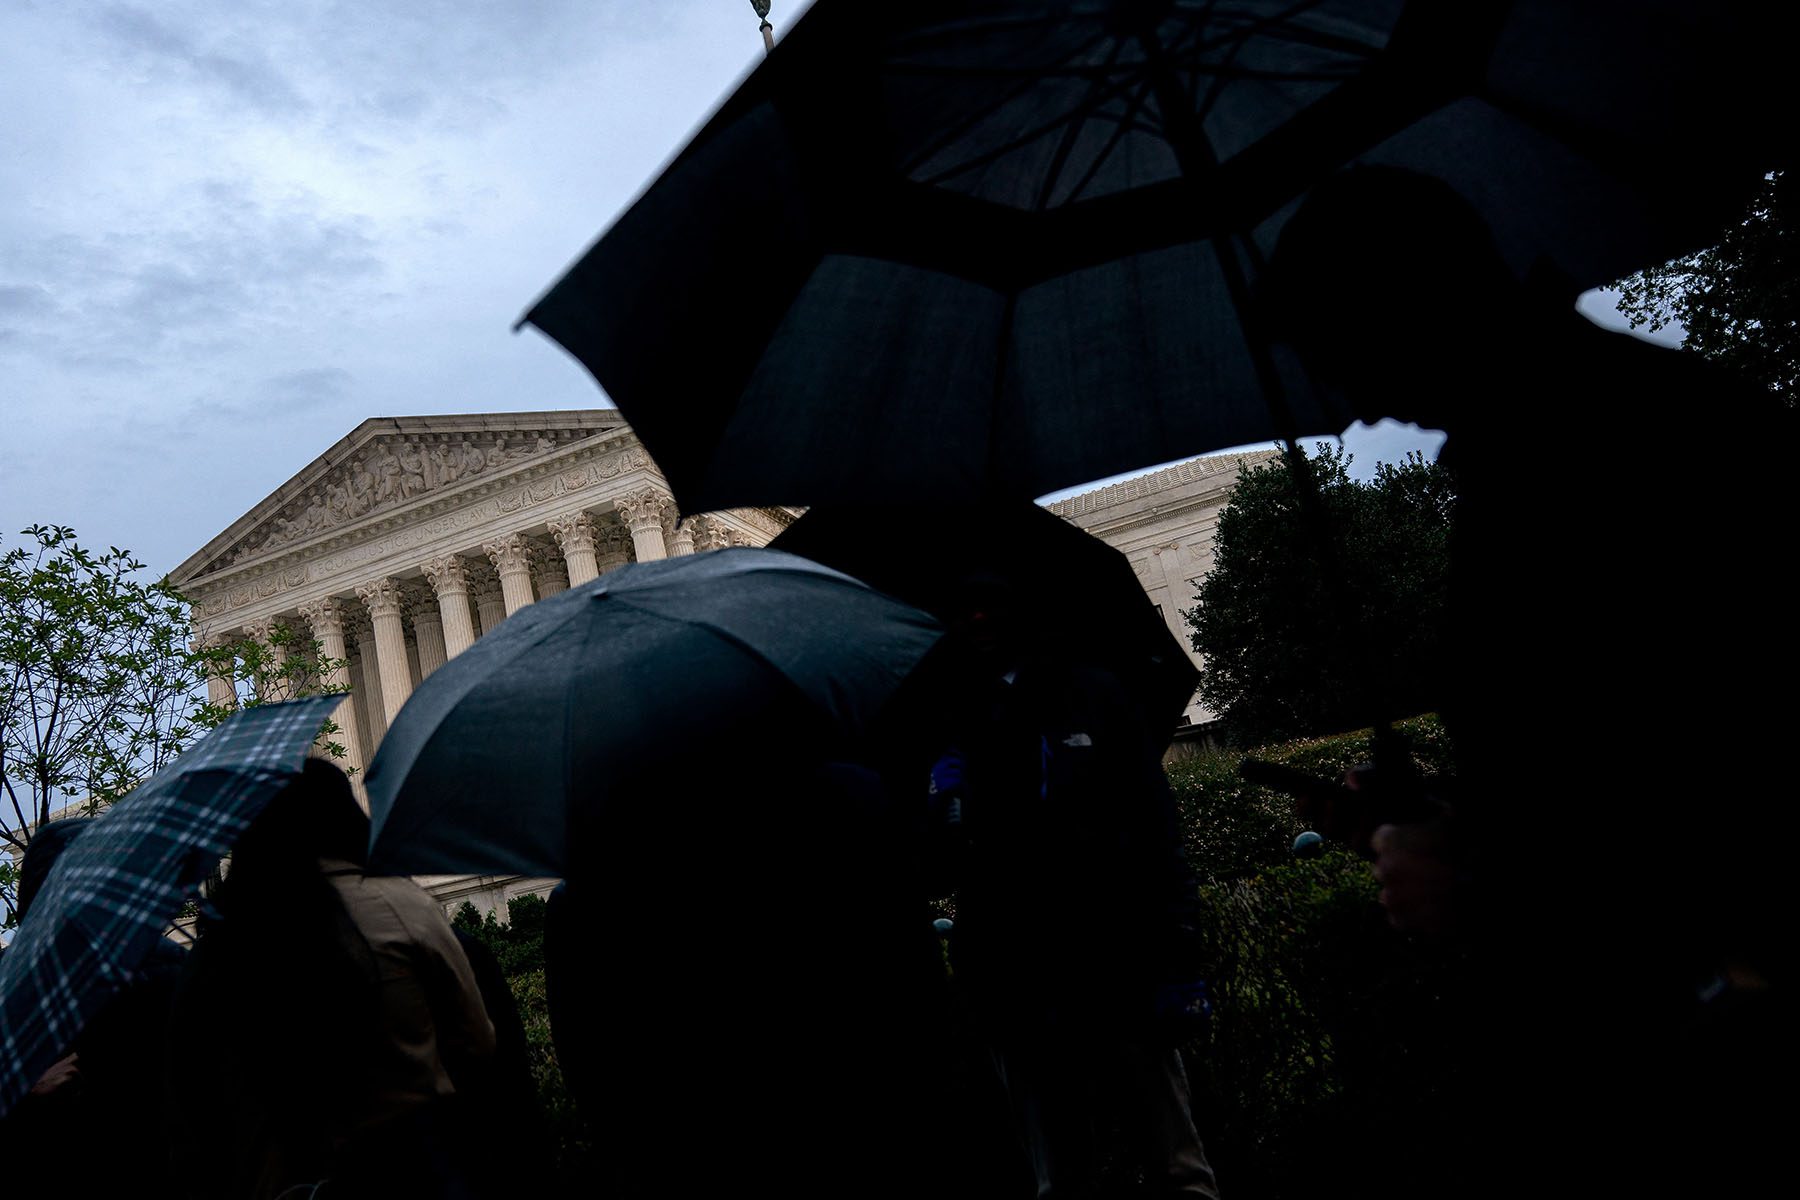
[0,1,1675,578]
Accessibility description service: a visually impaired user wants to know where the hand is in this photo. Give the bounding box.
[1371,816,1456,939]
[29,1052,80,1097]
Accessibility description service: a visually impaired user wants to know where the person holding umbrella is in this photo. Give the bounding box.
[1261,162,1792,1194]
[885,569,1220,1200]
[0,818,187,1198]
[169,758,495,1200]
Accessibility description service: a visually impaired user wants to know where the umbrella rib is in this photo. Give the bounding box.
[913,64,1146,191]
[1061,76,1160,207]
[1035,36,1129,211]
[1188,3,1384,61]
[1188,0,1332,128]
[895,28,1113,177]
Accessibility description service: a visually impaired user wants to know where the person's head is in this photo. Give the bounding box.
[941,569,1027,668]
[16,818,93,923]
[225,758,367,895]
[1260,165,1524,430]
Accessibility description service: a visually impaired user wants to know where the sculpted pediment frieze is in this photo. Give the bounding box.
[203,429,619,573]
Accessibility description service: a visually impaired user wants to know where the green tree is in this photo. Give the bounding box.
[1185,448,1453,744]
[2,525,349,929]
[1614,170,1795,402]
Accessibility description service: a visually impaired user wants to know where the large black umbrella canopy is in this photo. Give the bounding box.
[769,499,1200,741]
[363,548,944,879]
[522,0,1780,513]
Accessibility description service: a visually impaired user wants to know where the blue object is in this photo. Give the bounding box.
[1154,978,1214,1024]
[928,750,965,798]
[932,918,954,936]
[1292,830,1324,857]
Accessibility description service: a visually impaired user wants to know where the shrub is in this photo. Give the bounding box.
[1169,716,1463,1197]
[1167,714,1453,884]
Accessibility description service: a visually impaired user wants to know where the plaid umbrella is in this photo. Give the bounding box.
[0,694,341,1119]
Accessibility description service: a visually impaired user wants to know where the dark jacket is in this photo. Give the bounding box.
[941,660,1204,1025]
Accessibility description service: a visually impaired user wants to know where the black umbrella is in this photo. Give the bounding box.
[769,500,1199,740]
[363,549,944,878]
[521,0,1779,513]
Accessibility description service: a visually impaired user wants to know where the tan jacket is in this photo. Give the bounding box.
[318,859,496,1128]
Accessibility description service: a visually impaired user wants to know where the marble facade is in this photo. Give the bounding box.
[1047,448,1280,729]
[173,411,1271,920]
[170,411,789,918]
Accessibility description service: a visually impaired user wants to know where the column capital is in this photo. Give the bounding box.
[533,545,571,594]
[400,580,440,620]
[692,516,732,552]
[484,533,536,576]
[615,487,674,535]
[356,577,407,620]
[296,597,350,639]
[599,522,634,554]
[547,511,600,557]
[422,553,471,596]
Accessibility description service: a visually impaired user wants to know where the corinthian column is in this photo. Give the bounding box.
[548,512,601,586]
[351,616,388,747]
[533,540,570,599]
[616,487,673,562]
[191,630,239,710]
[423,553,478,658]
[669,517,698,557]
[484,534,537,615]
[296,598,366,776]
[473,576,507,637]
[405,582,448,677]
[692,517,732,552]
[596,524,634,574]
[242,618,289,702]
[357,578,415,727]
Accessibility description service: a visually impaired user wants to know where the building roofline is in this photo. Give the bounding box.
[168,410,626,587]
[1046,448,1279,519]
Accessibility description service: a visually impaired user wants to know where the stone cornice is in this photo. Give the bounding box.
[1045,450,1278,521]
[171,410,629,587]
[183,435,659,619]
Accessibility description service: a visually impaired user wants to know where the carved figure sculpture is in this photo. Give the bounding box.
[373,446,404,504]
[397,441,428,499]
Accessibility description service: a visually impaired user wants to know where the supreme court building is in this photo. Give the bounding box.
[170,410,1273,918]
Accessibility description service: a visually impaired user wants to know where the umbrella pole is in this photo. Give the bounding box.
[1137,25,1392,737]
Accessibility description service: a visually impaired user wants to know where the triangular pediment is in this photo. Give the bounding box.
[172,411,631,584]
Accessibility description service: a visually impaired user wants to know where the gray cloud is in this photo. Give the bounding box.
[1,0,788,575]
[94,4,311,116]
[3,181,381,371]
[267,366,354,407]
[0,283,55,316]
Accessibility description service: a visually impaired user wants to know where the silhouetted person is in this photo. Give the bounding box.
[920,576,1220,1200]
[0,817,186,1198]
[1262,164,1792,1195]
[170,759,495,1199]
[450,927,556,1195]
[549,693,960,1198]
